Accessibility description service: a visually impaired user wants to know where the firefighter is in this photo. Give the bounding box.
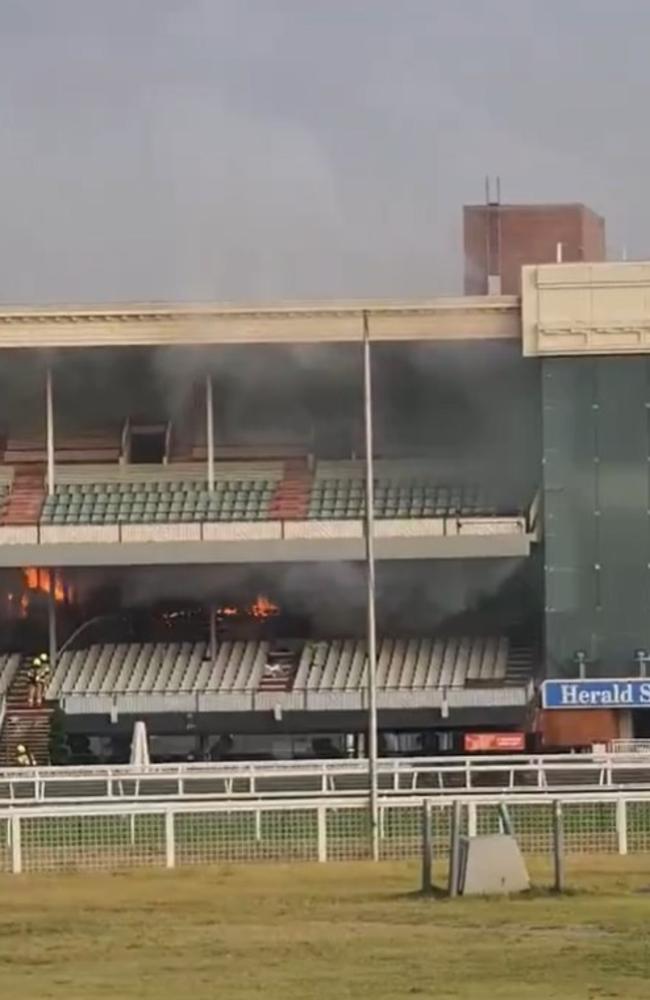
[15,744,35,767]
[36,654,50,707]
[27,653,49,708]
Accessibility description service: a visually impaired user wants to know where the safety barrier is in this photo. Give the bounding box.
[2,752,650,805]
[1,790,648,874]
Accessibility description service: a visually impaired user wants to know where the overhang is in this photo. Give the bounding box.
[0,296,520,349]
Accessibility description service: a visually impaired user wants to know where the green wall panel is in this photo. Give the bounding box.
[543,357,650,677]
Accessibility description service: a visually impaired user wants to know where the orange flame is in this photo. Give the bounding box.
[22,568,70,605]
[250,594,280,619]
[216,595,280,620]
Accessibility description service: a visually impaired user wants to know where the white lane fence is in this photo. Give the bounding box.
[3,752,650,805]
[2,791,650,875]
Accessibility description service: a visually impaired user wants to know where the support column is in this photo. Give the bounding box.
[46,366,55,495]
[209,607,217,667]
[362,311,379,863]
[48,581,57,670]
[205,374,215,491]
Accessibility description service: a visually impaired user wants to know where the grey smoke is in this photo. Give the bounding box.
[53,558,532,637]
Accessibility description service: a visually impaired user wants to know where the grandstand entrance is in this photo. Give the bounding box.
[129,423,167,464]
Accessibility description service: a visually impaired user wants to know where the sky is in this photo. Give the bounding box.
[0,0,647,304]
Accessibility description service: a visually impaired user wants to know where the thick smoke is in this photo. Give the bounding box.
[56,556,534,639]
[0,339,540,638]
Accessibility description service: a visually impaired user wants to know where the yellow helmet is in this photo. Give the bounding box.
[16,744,26,754]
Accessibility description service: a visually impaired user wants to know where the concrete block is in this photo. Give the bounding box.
[458,834,530,896]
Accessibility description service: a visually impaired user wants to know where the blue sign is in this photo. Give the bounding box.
[542,679,650,710]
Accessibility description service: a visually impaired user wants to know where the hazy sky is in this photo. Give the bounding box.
[0,0,647,304]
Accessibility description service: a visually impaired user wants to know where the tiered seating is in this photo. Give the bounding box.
[0,481,11,519]
[186,443,308,462]
[40,463,282,525]
[47,641,270,697]
[1,468,44,525]
[46,636,515,700]
[0,653,21,697]
[3,429,121,464]
[293,636,509,690]
[308,461,496,519]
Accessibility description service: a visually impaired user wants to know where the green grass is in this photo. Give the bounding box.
[1,857,650,999]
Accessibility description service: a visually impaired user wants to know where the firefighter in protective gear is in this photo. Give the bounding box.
[28,653,49,708]
[15,744,35,767]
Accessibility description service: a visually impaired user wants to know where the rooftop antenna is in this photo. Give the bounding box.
[485,176,502,293]
[485,175,501,206]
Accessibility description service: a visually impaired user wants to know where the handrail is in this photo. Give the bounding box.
[120,416,130,465]
[2,787,650,822]
[2,752,650,807]
[163,419,172,466]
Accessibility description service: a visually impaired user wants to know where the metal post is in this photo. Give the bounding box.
[164,809,175,868]
[209,608,217,667]
[616,797,628,856]
[552,799,565,892]
[420,799,433,894]
[46,366,55,495]
[447,800,462,897]
[362,311,379,862]
[206,374,215,492]
[467,801,477,838]
[317,804,327,863]
[498,803,514,836]
[48,582,57,670]
[10,813,22,874]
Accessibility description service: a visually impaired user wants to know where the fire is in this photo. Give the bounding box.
[18,568,73,615]
[216,595,280,620]
[250,594,280,619]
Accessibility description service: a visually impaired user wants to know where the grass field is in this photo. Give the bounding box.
[2,857,650,999]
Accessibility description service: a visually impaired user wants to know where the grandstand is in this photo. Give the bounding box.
[0,329,540,764]
[4,259,648,765]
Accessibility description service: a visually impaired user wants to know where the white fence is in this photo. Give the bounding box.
[1,791,648,875]
[2,752,650,805]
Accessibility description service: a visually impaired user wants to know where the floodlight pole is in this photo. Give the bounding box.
[362,310,379,862]
[45,366,55,495]
[209,607,217,667]
[206,374,215,492]
[47,582,57,670]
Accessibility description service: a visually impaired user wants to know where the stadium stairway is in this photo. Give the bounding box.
[257,655,298,693]
[504,646,534,686]
[268,458,311,520]
[1,466,45,525]
[0,658,52,766]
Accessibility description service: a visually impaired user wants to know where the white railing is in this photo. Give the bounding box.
[59,683,532,717]
[0,512,531,548]
[0,790,647,874]
[609,739,650,754]
[2,752,650,805]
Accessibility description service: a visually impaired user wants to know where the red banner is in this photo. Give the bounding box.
[463,732,526,753]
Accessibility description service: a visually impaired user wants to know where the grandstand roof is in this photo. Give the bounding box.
[0,296,519,349]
